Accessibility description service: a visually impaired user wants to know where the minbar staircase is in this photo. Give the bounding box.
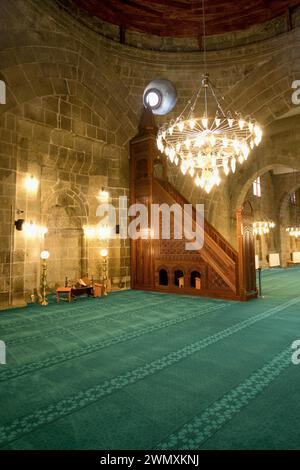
[130,108,257,301]
[154,178,239,295]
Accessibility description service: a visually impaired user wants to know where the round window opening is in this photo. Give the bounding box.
[144,88,162,110]
[143,79,177,116]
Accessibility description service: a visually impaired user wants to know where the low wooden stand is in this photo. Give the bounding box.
[57,283,103,303]
[56,287,72,303]
[57,286,93,302]
[287,260,296,267]
[93,283,103,297]
[71,286,93,298]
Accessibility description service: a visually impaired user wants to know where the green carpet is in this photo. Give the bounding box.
[0,267,300,450]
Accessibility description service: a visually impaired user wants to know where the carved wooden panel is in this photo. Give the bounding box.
[208,267,230,291]
[237,200,257,300]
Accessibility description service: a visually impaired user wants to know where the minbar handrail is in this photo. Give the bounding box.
[155,178,238,263]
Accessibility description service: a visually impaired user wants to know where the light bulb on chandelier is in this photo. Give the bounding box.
[253,220,275,236]
[286,226,300,238]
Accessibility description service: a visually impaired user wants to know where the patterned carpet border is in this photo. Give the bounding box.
[5,298,216,346]
[0,296,299,447]
[0,303,226,382]
[156,346,293,449]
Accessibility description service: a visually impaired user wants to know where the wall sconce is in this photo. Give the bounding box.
[15,219,25,231]
[23,221,38,237]
[97,187,109,203]
[40,250,50,260]
[39,226,48,237]
[83,226,96,239]
[24,175,39,193]
[98,224,110,240]
[0,79,6,105]
[40,250,50,306]
[14,209,25,231]
[23,222,48,238]
[84,225,111,240]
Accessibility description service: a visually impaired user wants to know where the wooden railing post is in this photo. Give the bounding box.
[236,208,245,300]
[236,203,258,301]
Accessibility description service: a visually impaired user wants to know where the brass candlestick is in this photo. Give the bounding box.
[100,248,108,296]
[40,250,50,306]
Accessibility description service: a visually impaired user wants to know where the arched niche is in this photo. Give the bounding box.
[158,268,168,286]
[174,269,184,287]
[43,187,88,289]
[45,205,85,289]
[190,270,201,288]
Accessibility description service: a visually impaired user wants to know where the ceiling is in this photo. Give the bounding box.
[73,0,300,37]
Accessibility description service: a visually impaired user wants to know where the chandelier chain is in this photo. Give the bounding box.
[202,0,207,75]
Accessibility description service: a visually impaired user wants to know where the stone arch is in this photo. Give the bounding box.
[228,158,300,265]
[221,116,300,240]
[226,50,300,125]
[41,184,89,223]
[0,38,138,145]
[279,180,300,222]
[13,94,109,141]
[233,164,291,217]
[42,185,89,288]
[278,180,300,265]
[225,163,292,250]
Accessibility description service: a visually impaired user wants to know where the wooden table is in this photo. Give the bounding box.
[56,287,72,303]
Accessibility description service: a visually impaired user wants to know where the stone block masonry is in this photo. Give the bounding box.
[0,0,300,306]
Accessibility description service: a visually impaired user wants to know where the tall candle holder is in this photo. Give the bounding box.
[100,248,108,296]
[40,250,50,306]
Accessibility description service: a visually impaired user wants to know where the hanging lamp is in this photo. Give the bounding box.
[156,0,263,194]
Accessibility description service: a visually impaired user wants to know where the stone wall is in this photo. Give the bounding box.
[244,171,280,268]
[231,165,300,268]
[0,0,300,307]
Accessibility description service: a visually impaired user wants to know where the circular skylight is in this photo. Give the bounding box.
[143,80,177,116]
[145,89,161,109]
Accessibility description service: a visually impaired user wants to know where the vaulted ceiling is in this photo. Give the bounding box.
[73,0,300,37]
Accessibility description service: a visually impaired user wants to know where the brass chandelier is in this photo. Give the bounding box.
[156,0,263,194]
[286,226,300,238]
[253,220,275,236]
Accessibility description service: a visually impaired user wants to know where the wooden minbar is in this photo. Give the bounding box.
[130,107,257,301]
